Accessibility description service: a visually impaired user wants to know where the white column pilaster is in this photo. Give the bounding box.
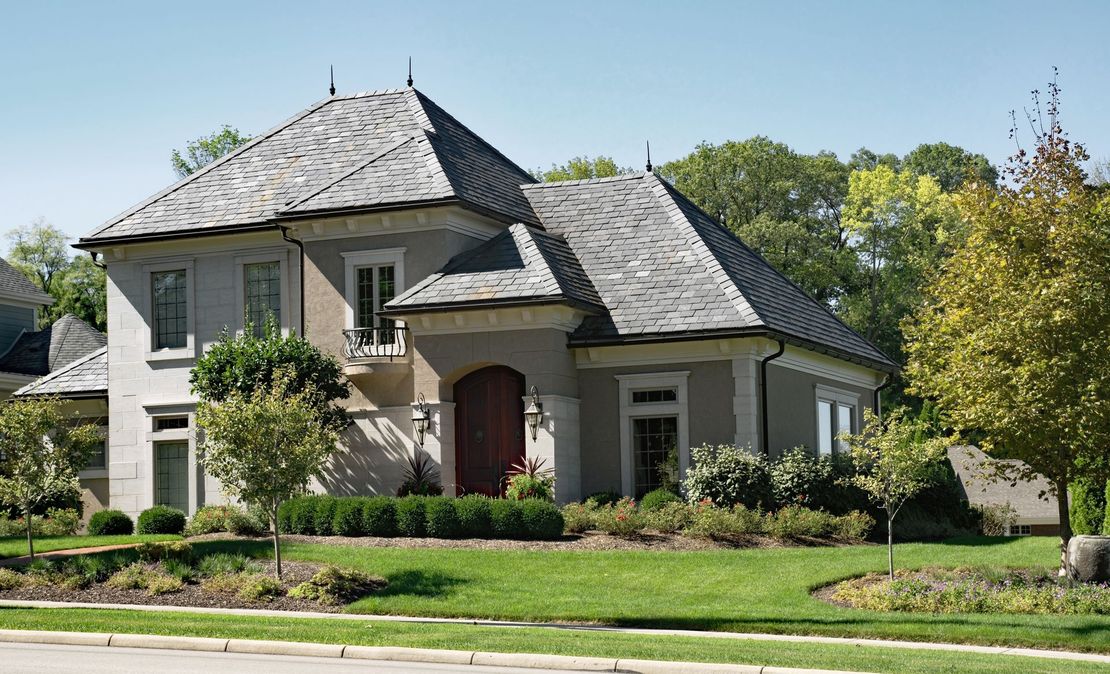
[524,394,581,504]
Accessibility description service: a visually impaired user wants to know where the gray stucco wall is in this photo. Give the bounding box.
[577,360,735,496]
[764,363,876,459]
[0,304,35,354]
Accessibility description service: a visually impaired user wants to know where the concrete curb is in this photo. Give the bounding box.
[2,600,1108,666]
[0,629,869,673]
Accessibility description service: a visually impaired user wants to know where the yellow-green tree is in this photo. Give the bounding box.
[905,85,1110,569]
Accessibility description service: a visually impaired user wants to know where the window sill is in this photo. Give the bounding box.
[145,348,195,363]
[79,469,108,480]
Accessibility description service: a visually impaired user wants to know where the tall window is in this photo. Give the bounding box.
[155,442,189,512]
[152,270,187,349]
[357,264,396,338]
[632,416,678,497]
[817,399,855,455]
[244,261,281,335]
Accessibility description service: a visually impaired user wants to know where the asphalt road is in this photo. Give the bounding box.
[0,642,586,673]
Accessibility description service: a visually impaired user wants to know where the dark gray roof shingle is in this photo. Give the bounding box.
[0,314,107,377]
[0,258,54,304]
[13,346,107,398]
[80,89,537,243]
[385,224,603,312]
[948,446,1058,521]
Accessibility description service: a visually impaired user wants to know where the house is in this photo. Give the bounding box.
[0,258,61,397]
[73,85,897,517]
[947,446,1061,536]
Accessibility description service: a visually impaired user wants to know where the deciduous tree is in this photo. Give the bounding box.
[903,142,998,192]
[171,125,251,178]
[533,156,632,182]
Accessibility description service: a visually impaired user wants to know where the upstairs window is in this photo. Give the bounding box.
[244,261,281,335]
[631,388,678,404]
[356,264,396,332]
[152,270,187,350]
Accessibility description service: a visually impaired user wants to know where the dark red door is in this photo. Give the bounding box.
[454,366,526,496]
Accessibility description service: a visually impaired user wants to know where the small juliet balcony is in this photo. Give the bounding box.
[341,326,411,381]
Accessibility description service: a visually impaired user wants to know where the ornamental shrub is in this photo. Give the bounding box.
[88,509,134,536]
[39,508,81,536]
[395,495,426,537]
[831,510,875,541]
[1069,478,1106,535]
[332,497,369,537]
[137,505,187,535]
[682,444,773,510]
[976,502,1018,536]
[770,447,838,510]
[135,540,194,563]
[765,505,835,538]
[424,496,461,538]
[561,501,596,534]
[361,496,398,537]
[286,495,322,534]
[686,501,764,539]
[489,498,525,538]
[640,488,681,512]
[288,565,386,605]
[643,501,693,534]
[593,497,645,536]
[312,496,339,536]
[454,495,492,538]
[520,499,564,540]
[584,491,621,507]
[227,508,266,536]
[184,505,233,536]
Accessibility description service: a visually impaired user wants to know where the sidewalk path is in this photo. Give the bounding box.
[0,599,1106,666]
[0,545,141,568]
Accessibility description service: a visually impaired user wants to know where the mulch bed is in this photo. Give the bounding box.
[0,560,343,613]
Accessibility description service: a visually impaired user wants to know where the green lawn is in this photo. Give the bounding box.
[0,606,1104,674]
[0,535,181,560]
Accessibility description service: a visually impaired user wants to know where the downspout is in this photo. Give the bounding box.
[275,224,306,337]
[89,252,106,269]
[873,373,893,420]
[759,339,786,456]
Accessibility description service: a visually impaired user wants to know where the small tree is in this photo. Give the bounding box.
[196,373,339,578]
[0,398,100,561]
[842,408,949,580]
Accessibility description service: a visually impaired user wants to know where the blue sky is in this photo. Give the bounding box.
[2,1,1108,243]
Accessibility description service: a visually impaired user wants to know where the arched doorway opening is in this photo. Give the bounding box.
[453,365,525,496]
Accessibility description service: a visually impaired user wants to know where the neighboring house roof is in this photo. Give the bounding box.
[947,446,1059,523]
[78,88,538,246]
[386,223,604,313]
[13,346,107,398]
[0,314,107,377]
[519,173,897,370]
[0,258,53,305]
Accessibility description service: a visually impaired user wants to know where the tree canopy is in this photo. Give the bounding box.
[533,156,633,182]
[171,124,251,178]
[902,142,998,192]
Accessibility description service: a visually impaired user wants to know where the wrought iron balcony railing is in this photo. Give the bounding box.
[343,326,408,360]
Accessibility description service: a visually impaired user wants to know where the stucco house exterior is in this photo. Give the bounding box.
[73,85,898,517]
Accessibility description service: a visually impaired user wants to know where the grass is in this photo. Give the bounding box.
[0,535,181,560]
[0,606,1105,674]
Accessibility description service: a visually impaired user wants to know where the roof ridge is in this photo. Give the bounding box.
[644,174,762,327]
[521,224,604,308]
[15,345,106,396]
[521,172,649,189]
[330,88,412,101]
[511,224,563,296]
[81,97,338,241]
[278,134,419,212]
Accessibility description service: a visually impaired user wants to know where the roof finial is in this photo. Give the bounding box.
[329,65,336,96]
[407,57,413,87]
[645,140,653,172]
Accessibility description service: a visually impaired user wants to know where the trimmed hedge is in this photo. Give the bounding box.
[88,509,134,536]
[137,505,186,535]
[276,494,563,541]
[640,488,681,511]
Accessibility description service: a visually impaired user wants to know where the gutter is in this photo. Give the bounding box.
[73,223,277,250]
[760,339,786,456]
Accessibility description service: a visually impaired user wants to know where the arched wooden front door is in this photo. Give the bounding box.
[453,366,526,496]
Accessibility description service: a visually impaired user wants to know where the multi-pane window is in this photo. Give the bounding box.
[356,264,396,340]
[632,388,677,404]
[155,416,189,431]
[632,416,678,498]
[817,399,855,455]
[1008,524,1032,536]
[152,270,187,349]
[77,417,108,471]
[245,262,280,335]
[155,442,189,512]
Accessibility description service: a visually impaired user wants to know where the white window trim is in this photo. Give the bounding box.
[142,258,196,362]
[144,403,198,514]
[616,371,690,497]
[233,250,290,335]
[78,422,109,480]
[815,384,860,455]
[342,248,407,331]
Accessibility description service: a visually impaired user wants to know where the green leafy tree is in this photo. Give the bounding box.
[5,219,70,297]
[843,408,949,579]
[189,320,350,431]
[904,82,1110,569]
[171,125,251,178]
[0,398,100,560]
[660,138,855,304]
[848,147,901,173]
[52,256,107,331]
[196,373,339,577]
[533,156,632,182]
[902,142,998,192]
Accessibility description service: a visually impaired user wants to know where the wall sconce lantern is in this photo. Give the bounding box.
[412,393,430,447]
[523,386,543,442]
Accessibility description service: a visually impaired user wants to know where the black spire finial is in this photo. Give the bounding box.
[329,65,336,96]
[645,140,653,172]
[407,57,413,87]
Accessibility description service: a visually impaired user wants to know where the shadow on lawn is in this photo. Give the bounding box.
[937,536,1028,547]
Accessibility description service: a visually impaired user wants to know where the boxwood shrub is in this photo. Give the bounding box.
[362,496,397,537]
[312,496,339,537]
[424,496,461,538]
[454,495,492,538]
[520,499,564,540]
[137,505,186,535]
[332,497,369,537]
[88,509,134,536]
[639,488,681,511]
[489,498,525,538]
[395,495,427,537]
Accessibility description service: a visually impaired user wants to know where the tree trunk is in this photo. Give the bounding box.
[272,504,282,579]
[887,513,895,581]
[1055,478,1072,576]
[24,506,34,562]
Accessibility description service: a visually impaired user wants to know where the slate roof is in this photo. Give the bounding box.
[385,223,603,312]
[0,258,53,304]
[0,314,107,377]
[948,446,1059,522]
[79,88,537,244]
[520,173,897,370]
[13,346,107,398]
